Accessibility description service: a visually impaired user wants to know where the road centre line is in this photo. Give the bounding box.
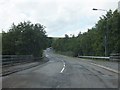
[46,54,49,57]
[60,67,65,73]
[60,60,66,73]
[91,63,119,74]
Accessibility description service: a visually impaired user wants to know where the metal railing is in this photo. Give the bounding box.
[78,56,109,60]
[2,55,42,67]
[78,53,120,62]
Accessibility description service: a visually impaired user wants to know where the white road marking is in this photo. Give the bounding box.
[56,85,60,88]
[49,60,54,62]
[60,67,65,73]
[91,63,119,74]
[46,54,49,57]
[60,60,66,73]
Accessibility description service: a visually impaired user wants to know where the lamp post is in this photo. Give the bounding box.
[92,8,108,56]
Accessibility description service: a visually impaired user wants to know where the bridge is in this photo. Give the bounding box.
[1,48,119,88]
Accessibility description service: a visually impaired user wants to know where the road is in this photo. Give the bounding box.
[2,48,118,88]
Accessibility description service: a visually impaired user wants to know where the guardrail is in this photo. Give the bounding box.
[78,56,109,60]
[78,53,120,62]
[2,55,43,67]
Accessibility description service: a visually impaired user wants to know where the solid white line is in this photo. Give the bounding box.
[91,63,119,74]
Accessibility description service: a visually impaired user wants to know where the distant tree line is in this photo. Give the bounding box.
[0,33,2,55]
[52,10,120,57]
[2,21,52,57]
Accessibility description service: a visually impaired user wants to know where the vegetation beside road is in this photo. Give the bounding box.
[0,33,2,54]
[2,9,120,59]
[52,10,120,57]
[2,21,52,58]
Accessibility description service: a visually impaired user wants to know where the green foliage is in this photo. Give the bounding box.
[0,33,2,54]
[52,10,120,56]
[46,37,53,47]
[2,21,49,57]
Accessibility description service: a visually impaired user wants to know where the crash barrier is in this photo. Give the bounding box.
[78,56,109,60]
[109,53,120,62]
[78,53,120,62]
[2,55,42,67]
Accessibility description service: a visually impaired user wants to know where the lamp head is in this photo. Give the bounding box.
[93,8,98,10]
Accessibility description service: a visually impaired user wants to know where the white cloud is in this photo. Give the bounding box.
[0,0,119,36]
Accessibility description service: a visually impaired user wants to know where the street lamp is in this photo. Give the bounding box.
[93,8,107,12]
[92,8,108,56]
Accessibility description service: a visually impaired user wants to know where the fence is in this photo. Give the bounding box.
[2,55,42,67]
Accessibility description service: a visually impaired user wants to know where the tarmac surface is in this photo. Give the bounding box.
[2,49,118,88]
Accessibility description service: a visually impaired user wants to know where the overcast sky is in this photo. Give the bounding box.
[0,0,119,37]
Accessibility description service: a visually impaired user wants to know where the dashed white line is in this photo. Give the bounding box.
[46,54,49,57]
[60,61,66,73]
[60,67,65,73]
[91,63,119,74]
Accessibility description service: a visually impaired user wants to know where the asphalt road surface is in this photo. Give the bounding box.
[2,48,118,88]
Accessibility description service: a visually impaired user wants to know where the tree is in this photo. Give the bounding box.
[52,9,120,56]
[2,21,49,57]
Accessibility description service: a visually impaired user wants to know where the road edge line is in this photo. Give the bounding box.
[91,63,119,74]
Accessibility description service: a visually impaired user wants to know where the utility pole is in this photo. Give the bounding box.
[93,8,108,56]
